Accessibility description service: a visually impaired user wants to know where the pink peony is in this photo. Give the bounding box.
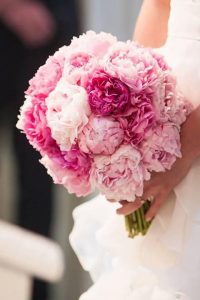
[79,116,124,155]
[27,46,65,100]
[91,145,150,202]
[62,145,92,175]
[40,146,92,196]
[119,98,155,146]
[17,47,67,156]
[40,153,92,197]
[16,96,60,157]
[141,123,182,172]
[46,79,91,151]
[87,70,130,116]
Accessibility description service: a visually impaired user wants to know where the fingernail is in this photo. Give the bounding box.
[145,216,152,222]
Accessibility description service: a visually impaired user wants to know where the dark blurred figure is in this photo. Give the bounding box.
[0,0,80,299]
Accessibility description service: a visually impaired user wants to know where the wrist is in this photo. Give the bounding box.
[167,153,194,189]
[181,141,200,167]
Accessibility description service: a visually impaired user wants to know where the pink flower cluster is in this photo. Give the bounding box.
[17,31,192,201]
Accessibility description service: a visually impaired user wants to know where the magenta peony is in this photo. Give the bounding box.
[87,70,130,116]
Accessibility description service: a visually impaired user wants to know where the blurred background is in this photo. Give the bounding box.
[0,0,141,299]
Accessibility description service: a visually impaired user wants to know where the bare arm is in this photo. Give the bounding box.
[133,0,170,47]
[118,0,200,219]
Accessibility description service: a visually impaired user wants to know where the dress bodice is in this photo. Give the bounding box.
[168,0,200,40]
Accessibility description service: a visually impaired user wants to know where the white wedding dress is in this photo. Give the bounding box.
[70,1,200,299]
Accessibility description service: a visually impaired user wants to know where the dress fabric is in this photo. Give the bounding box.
[70,1,200,299]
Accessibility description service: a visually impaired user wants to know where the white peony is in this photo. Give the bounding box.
[46,78,91,151]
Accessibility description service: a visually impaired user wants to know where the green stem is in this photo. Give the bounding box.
[135,209,143,234]
[125,215,135,238]
[138,206,146,235]
[124,202,152,238]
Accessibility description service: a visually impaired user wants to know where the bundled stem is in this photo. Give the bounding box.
[125,201,152,238]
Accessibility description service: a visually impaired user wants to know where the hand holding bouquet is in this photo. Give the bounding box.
[17,31,192,237]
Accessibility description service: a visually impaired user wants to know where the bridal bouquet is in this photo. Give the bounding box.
[17,31,191,237]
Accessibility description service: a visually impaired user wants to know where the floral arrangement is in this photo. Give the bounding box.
[17,31,192,237]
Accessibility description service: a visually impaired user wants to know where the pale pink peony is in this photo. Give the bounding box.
[91,145,150,202]
[151,72,177,121]
[27,46,66,100]
[79,116,124,155]
[87,70,130,116]
[70,31,117,58]
[63,31,117,86]
[150,50,170,72]
[164,91,193,125]
[151,72,193,124]
[40,146,92,196]
[103,41,163,92]
[141,123,182,172]
[63,52,98,86]
[46,79,91,151]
